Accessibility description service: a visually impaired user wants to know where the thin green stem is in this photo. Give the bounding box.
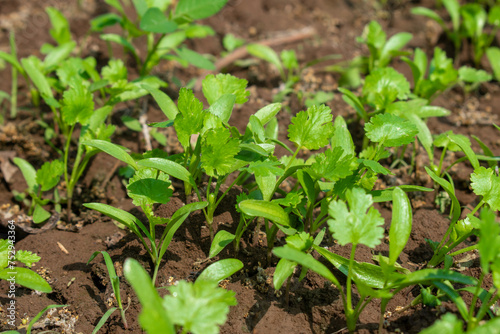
[438,147,447,177]
[470,200,485,216]
[468,272,485,330]
[345,243,357,332]
[141,33,166,77]
[448,244,478,257]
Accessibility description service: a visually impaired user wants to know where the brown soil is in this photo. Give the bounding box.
[1,0,499,333]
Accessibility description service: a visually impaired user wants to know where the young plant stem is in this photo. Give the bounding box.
[63,124,76,221]
[345,243,358,332]
[9,33,18,119]
[234,216,248,254]
[140,33,166,77]
[448,244,478,257]
[468,272,485,330]
[379,298,389,332]
[437,147,448,178]
[266,221,279,264]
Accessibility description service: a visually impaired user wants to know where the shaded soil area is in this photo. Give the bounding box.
[1,0,499,333]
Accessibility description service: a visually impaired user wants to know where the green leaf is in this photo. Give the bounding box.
[127,168,172,207]
[478,208,500,273]
[102,59,127,83]
[365,113,418,147]
[207,94,235,123]
[123,259,175,333]
[142,84,179,120]
[390,268,477,287]
[447,133,479,169]
[425,167,461,223]
[411,7,445,28]
[286,232,314,252]
[138,157,195,186]
[21,56,53,98]
[288,104,335,150]
[253,103,282,126]
[433,131,466,152]
[92,307,118,334]
[43,42,76,70]
[197,258,243,282]
[163,280,236,334]
[0,267,52,293]
[90,13,122,32]
[83,203,150,240]
[83,139,138,170]
[370,185,433,203]
[273,258,297,290]
[314,245,388,289]
[174,88,205,149]
[202,73,249,105]
[487,47,500,81]
[363,67,410,110]
[238,200,290,227]
[310,147,357,181]
[33,204,51,224]
[379,32,412,67]
[62,80,94,126]
[13,157,37,192]
[339,87,367,121]
[46,7,72,45]
[140,7,178,33]
[328,187,384,248]
[469,316,500,334]
[389,187,412,265]
[458,66,492,84]
[273,246,341,288]
[247,44,284,77]
[471,167,500,211]
[209,230,235,258]
[175,0,227,20]
[176,47,215,70]
[100,34,138,60]
[201,128,240,177]
[418,313,463,334]
[331,115,355,156]
[36,160,63,191]
[15,250,41,268]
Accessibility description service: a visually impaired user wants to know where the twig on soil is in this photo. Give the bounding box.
[99,160,121,192]
[57,241,69,254]
[194,26,316,90]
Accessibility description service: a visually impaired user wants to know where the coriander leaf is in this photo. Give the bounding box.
[202,74,249,105]
[163,280,236,334]
[243,159,284,178]
[0,240,10,269]
[174,88,205,149]
[458,66,492,84]
[15,250,41,268]
[328,187,384,247]
[433,131,470,152]
[363,67,410,110]
[288,104,335,150]
[101,58,127,83]
[285,232,313,252]
[201,127,240,177]
[478,208,500,273]
[62,80,94,126]
[310,147,358,181]
[36,160,64,191]
[365,113,418,147]
[471,167,500,211]
[127,167,172,208]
